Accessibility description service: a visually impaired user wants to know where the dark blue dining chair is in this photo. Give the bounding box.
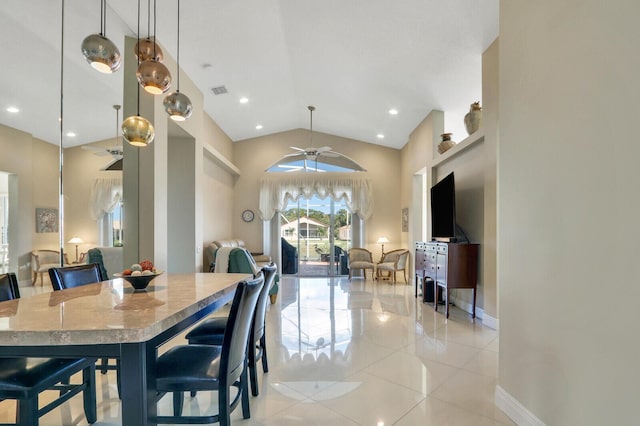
[155,274,264,425]
[0,272,97,426]
[49,263,121,398]
[185,263,277,396]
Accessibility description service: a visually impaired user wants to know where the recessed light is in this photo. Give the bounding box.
[388,108,398,115]
[6,106,19,113]
[377,133,385,139]
[66,132,76,137]
[255,124,263,130]
[239,97,249,104]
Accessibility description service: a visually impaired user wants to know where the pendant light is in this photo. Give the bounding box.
[163,0,192,121]
[123,0,155,146]
[81,0,121,73]
[134,0,163,62]
[136,0,172,95]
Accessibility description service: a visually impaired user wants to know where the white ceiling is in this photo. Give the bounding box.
[0,0,498,149]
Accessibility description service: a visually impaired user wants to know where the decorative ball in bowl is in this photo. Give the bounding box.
[113,271,163,291]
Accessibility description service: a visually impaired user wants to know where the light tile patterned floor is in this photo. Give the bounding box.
[1,276,513,425]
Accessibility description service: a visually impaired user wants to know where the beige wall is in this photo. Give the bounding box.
[233,129,401,258]
[481,39,498,321]
[0,125,59,283]
[63,140,123,260]
[498,1,639,423]
[122,36,235,272]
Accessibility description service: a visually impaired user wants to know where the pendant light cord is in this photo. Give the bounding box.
[176,0,181,91]
[152,0,157,59]
[137,0,141,115]
[101,0,106,36]
[59,0,66,264]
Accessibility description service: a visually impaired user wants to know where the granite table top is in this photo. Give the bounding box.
[0,272,251,346]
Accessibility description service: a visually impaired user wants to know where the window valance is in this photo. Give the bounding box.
[259,173,374,220]
[89,178,122,221]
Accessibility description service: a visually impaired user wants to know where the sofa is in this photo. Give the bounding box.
[204,239,271,272]
[205,239,278,303]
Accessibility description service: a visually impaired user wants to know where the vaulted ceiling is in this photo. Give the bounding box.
[0,0,498,149]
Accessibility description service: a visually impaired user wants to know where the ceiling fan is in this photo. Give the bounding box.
[268,106,366,172]
[81,105,123,170]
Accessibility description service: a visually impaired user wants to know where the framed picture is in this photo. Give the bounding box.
[402,207,409,232]
[36,208,59,233]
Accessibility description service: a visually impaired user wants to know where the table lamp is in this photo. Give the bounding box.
[68,237,83,262]
[376,236,389,262]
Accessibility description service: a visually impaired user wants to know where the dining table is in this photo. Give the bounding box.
[0,272,252,426]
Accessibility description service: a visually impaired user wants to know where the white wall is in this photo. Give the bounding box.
[498,1,640,423]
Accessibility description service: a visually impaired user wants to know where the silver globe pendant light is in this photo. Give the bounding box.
[123,0,155,147]
[163,0,192,121]
[136,0,172,95]
[81,0,121,73]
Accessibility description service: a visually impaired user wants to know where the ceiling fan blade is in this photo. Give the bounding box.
[321,151,341,157]
[316,146,333,152]
[289,146,306,152]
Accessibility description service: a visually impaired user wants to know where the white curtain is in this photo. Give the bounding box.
[259,173,374,220]
[89,178,122,221]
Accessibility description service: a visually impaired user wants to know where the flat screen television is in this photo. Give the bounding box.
[430,172,456,239]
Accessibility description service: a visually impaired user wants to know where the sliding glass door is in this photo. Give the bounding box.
[281,194,352,277]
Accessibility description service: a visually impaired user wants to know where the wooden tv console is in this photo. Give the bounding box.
[415,241,479,318]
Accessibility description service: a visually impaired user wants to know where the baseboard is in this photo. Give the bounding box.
[449,294,483,319]
[482,313,498,330]
[495,385,546,426]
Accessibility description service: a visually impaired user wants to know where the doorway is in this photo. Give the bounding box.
[280,194,352,277]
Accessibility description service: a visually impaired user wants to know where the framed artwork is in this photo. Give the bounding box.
[36,208,59,233]
[402,207,409,232]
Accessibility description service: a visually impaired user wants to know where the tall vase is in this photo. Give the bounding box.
[464,102,482,135]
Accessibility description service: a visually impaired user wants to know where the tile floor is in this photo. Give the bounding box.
[1,276,513,425]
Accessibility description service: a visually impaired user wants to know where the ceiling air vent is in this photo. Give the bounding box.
[211,86,228,95]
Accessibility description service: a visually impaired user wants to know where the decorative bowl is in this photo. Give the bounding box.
[113,271,163,291]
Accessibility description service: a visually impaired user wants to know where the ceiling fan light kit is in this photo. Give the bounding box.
[80,0,121,73]
[267,106,367,172]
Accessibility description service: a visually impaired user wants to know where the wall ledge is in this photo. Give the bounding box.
[495,385,546,426]
[203,143,240,176]
[432,128,484,168]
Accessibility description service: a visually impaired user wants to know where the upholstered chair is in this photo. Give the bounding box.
[155,275,264,425]
[347,248,375,280]
[31,249,70,286]
[376,249,410,284]
[185,264,277,396]
[0,272,97,426]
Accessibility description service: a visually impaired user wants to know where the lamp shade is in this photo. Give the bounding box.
[80,33,121,73]
[68,237,84,244]
[122,115,155,146]
[163,91,193,121]
[134,38,164,62]
[136,60,172,95]
[376,237,390,244]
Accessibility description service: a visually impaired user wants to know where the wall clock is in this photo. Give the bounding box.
[242,209,255,223]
